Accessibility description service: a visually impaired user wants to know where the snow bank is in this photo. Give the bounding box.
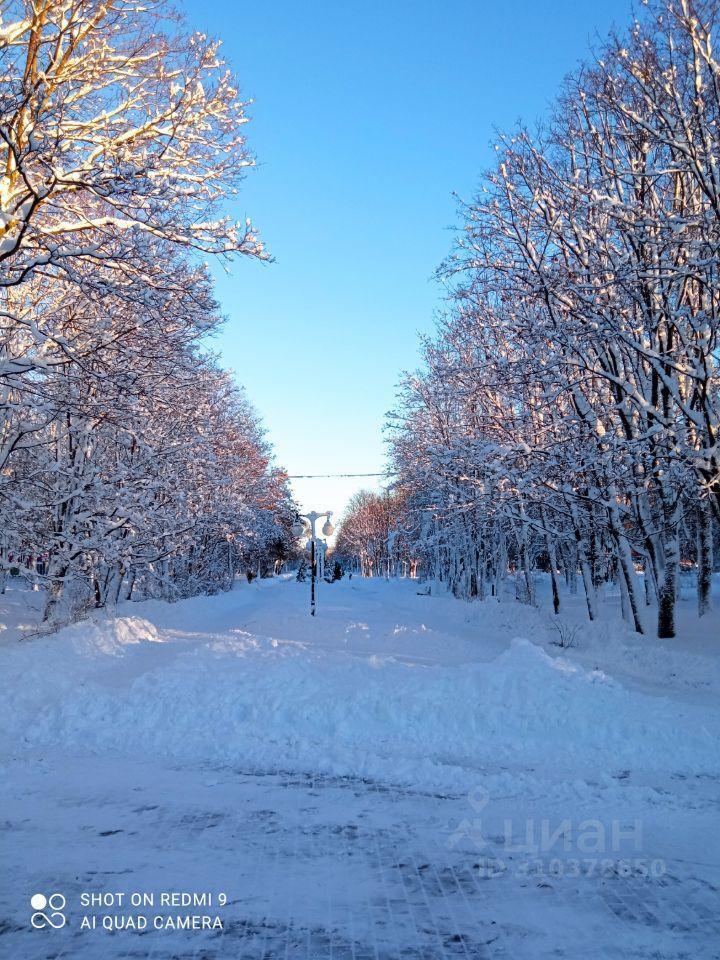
[2,608,716,791]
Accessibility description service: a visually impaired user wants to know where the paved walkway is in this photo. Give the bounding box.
[2,753,718,959]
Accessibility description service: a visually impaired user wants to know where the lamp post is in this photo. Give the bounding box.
[292,510,334,616]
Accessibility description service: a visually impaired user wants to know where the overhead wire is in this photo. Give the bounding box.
[286,472,393,479]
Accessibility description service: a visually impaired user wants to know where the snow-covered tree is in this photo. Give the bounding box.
[386,0,719,639]
[0,1,295,625]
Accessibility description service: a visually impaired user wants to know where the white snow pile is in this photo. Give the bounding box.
[2,607,716,790]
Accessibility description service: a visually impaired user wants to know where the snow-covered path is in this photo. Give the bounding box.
[1,578,719,958]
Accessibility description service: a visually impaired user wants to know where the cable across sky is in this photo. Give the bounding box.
[286,472,392,479]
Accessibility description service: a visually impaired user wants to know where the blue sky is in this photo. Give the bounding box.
[181,0,631,519]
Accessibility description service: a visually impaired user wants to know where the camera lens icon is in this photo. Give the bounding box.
[31,893,66,929]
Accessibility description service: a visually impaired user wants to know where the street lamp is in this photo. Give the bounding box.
[293,510,334,616]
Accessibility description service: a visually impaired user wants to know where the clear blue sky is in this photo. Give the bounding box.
[181,0,631,519]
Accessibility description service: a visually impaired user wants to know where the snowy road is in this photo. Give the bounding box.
[1,578,719,958]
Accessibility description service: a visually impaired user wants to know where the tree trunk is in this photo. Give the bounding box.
[643,559,655,607]
[570,505,597,621]
[616,537,645,635]
[657,496,683,639]
[541,506,561,615]
[657,529,679,639]
[697,501,713,618]
[43,564,68,622]
[607,494,644,635]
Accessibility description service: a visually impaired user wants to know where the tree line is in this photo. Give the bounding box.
[1,0,296,624]
[337,0,720,639]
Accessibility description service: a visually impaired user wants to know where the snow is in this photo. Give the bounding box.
[3,577,718,788]
[1,575,719,957]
